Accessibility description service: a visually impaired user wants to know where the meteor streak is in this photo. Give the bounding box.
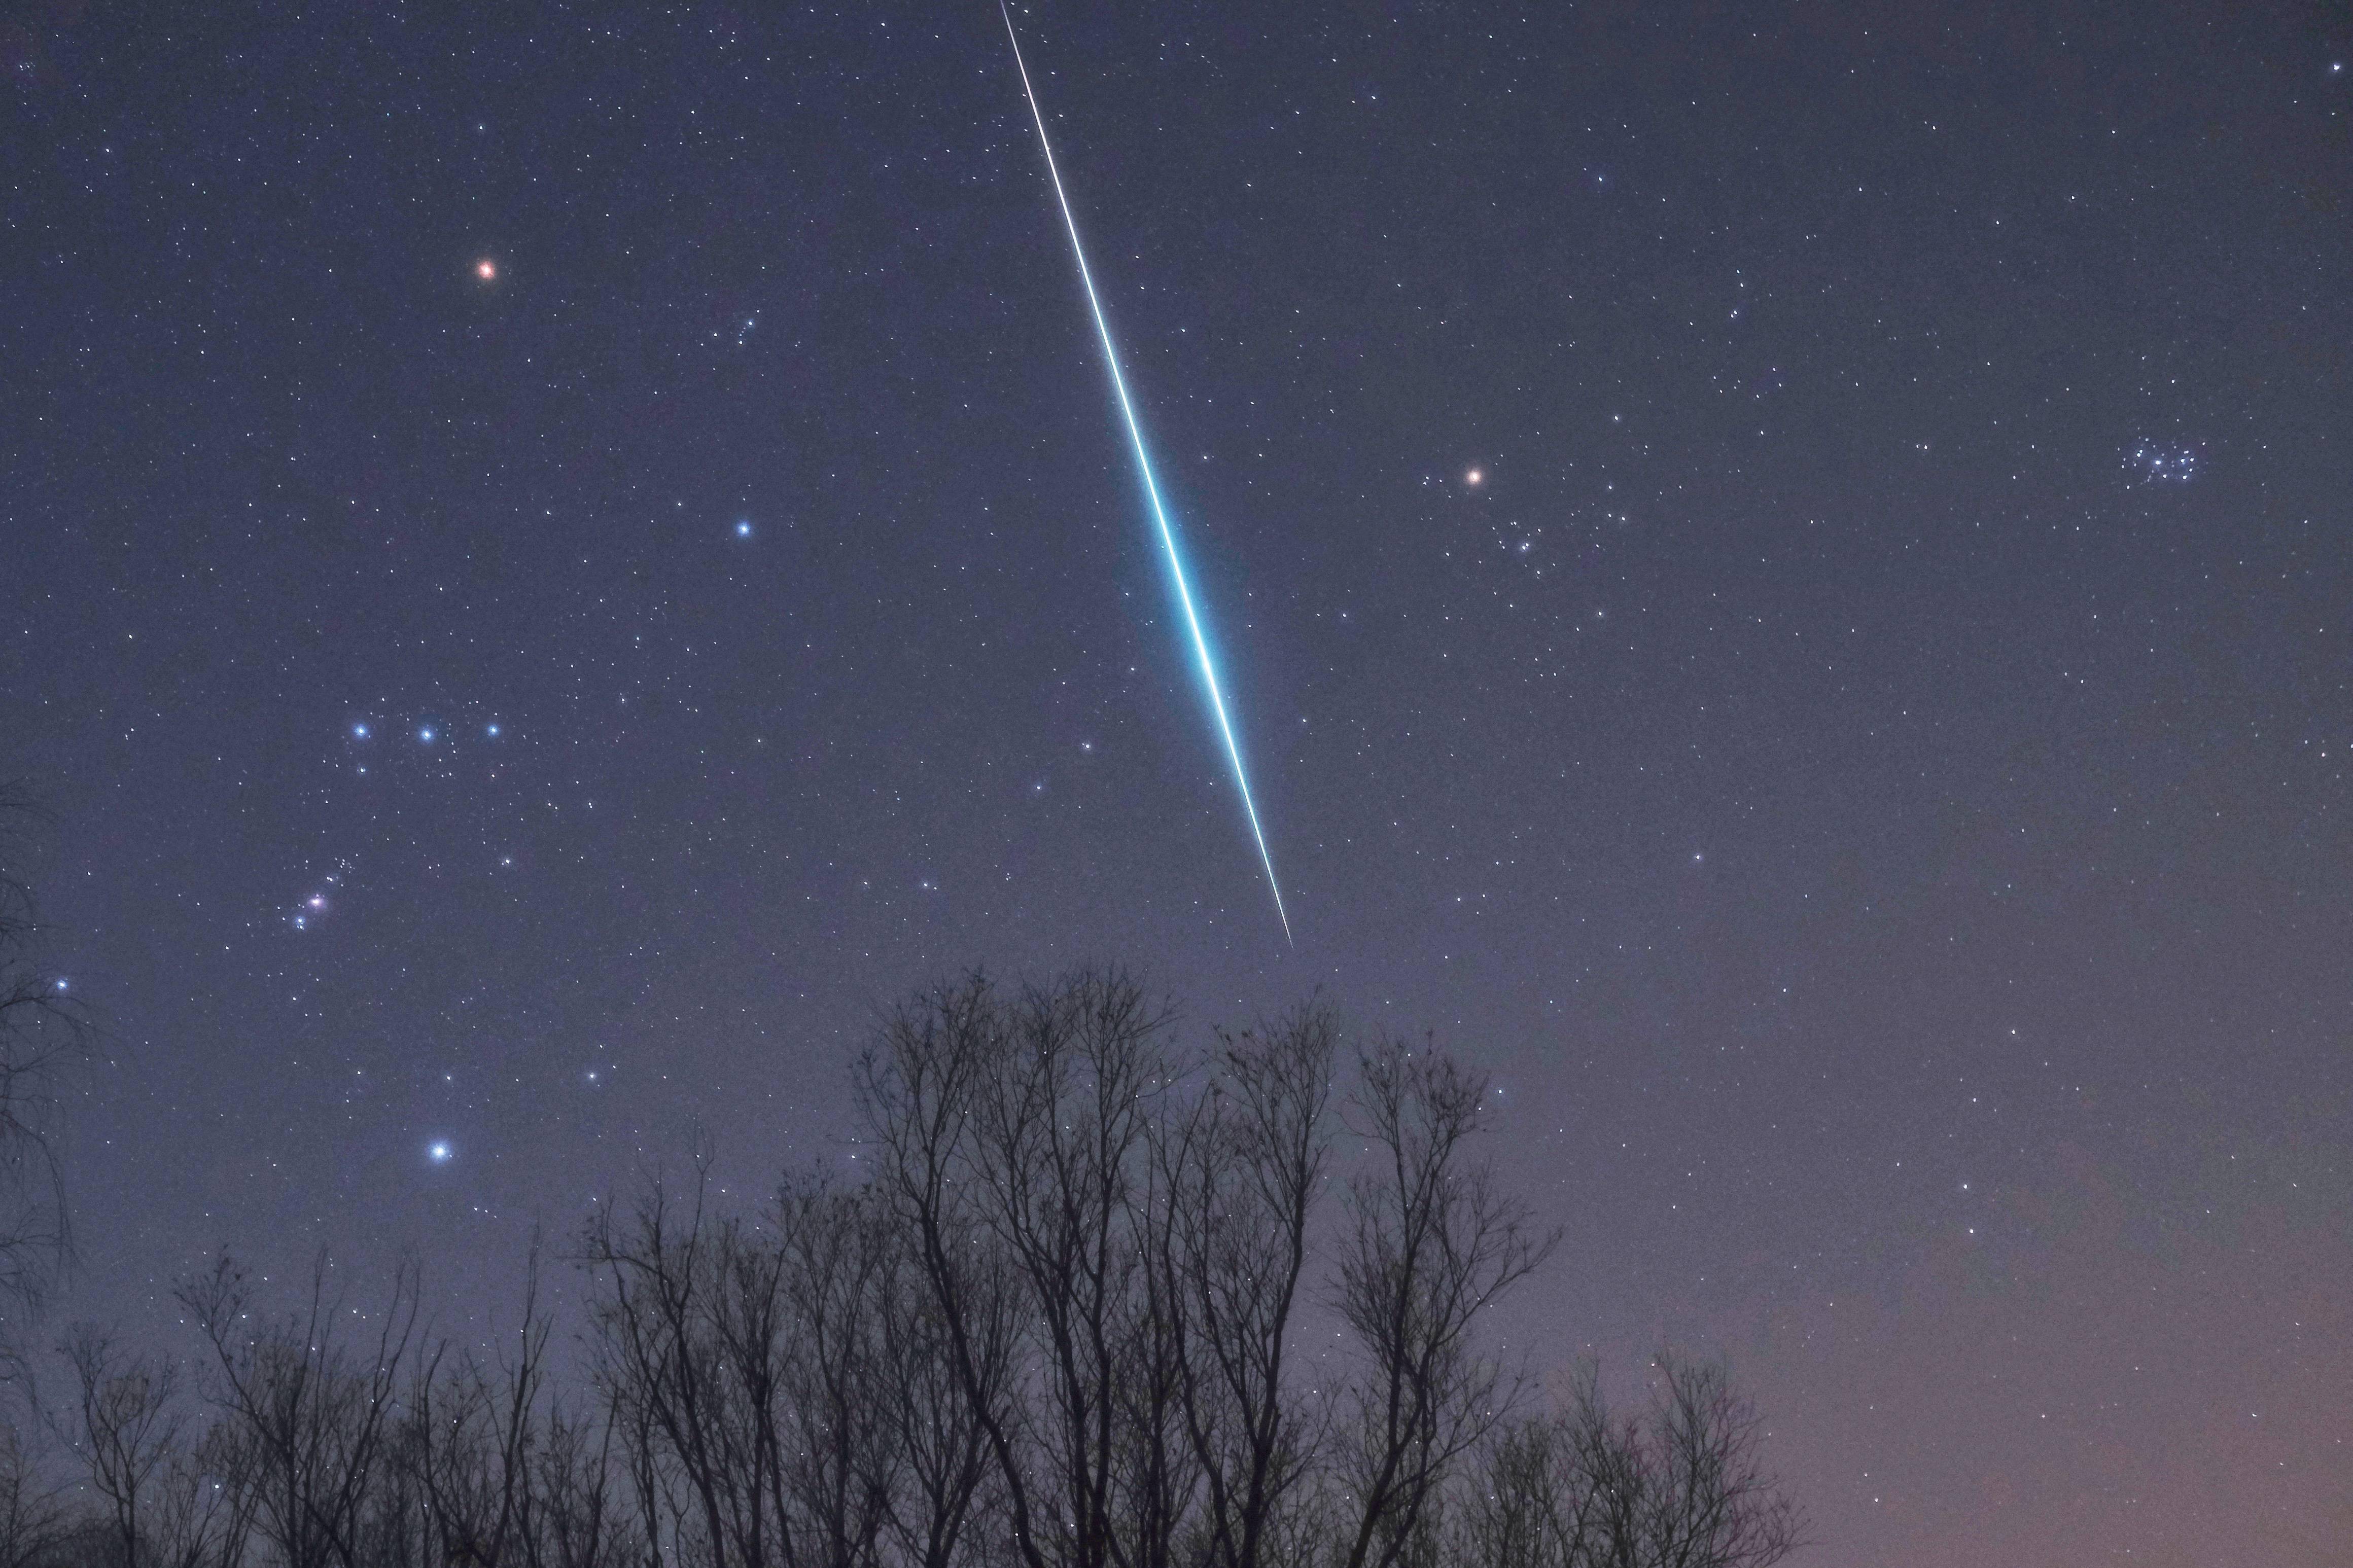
[1000,5,1292,944]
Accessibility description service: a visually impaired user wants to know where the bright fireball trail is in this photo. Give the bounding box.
[1000,5,1293,945]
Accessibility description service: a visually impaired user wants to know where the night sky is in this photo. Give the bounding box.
[7,2,2351,1560]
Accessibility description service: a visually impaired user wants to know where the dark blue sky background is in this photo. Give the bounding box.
[7,2,2350,1559]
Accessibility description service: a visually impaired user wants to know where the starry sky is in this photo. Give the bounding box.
[6,2,2351,1561]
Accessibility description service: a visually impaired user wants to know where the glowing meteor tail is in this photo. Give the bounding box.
[1000,5,1291,945]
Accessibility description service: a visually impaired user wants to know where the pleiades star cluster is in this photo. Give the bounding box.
[5,4,2348,1561]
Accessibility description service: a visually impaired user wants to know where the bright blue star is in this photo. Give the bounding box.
[353,724,369,739]
[428,1141,453,1163]
[418,727,435,743]
[735,520,753,538]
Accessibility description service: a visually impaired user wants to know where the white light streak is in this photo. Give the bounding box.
[1001,4,1291,944]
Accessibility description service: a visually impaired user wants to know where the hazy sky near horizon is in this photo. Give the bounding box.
[7,2,2350,1561]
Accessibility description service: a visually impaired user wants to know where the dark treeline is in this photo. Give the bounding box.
[6,970,1804,1568]
[0,785,74,1323]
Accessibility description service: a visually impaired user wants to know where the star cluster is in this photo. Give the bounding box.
[4,5,2348,1563]
[2124,439,2201,485]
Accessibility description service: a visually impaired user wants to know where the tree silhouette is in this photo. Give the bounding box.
[12,966,1805,1568]
[0,782,79,1322]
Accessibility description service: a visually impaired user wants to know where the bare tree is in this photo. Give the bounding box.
[972,971,1184,1568]
[0,784,82,1322]
[1151,1004,1337,1568]
[58,1324,189,1566]
[583,1169,768,1568]
[1448,1399,1584,1568]
[1450,1358,1803,1568]
[1330,1045,1557,1568]
[859,969,1192,1568]
[6,968,1796,1568]
[524,1396,623,1568]
[408,1235,561,1568]
[178,1251,423,1568]
[867,1162,1011,1568]
[1609,1356,1803,1568]
[148,1417,262,1568]
[771,1176,900,1568]
[0,1418,68,1568]
[581,1161,909,1568]
[859,978,1643,1568]
[856,974,1026,1568]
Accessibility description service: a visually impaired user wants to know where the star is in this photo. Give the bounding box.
[475,259,497,281]
[1465,468,1484,486]
[428,1141,453,1163]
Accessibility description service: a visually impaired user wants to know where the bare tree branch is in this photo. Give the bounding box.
[1331,1043,1558,1568]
